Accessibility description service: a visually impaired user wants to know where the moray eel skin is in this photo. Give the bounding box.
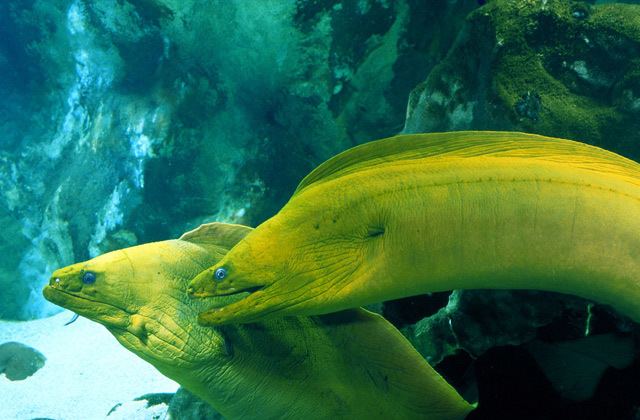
[188,131,640,325]
[43,223,472,420]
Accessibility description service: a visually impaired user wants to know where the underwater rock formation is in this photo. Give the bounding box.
[399,290,640,413]
[167,388,223,420]
[0,341,46,381]
[404,0,640,161]
[106,386,225,419]
[403,290,633,365]
[1,0,476,320]
[106,393,174,420]
[0,0,167,319]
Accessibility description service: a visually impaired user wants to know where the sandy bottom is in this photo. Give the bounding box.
[0,311,178,419]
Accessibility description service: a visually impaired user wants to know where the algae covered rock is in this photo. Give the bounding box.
[404,0,640,160]
[0,341,46,381]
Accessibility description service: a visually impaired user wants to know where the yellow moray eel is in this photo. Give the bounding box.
[43,223,472,420]
[188,131,640,325]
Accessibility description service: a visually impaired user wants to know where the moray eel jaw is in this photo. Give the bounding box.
[43,284,131,332]
[187,234,283,326]
[189,262,276,326]
[43,261,140,337]
[43,241,233,371]
[189,206,384,326]
[43,251,162,349]
[187,230,281,300]
[191,218,375,326]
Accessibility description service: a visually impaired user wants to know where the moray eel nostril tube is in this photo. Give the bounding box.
[42,222,473,419]
[188,131,640,325]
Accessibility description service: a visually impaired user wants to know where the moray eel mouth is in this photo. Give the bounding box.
[42,257,150,342]
[41,284,153,347]
[43,285,159,352]
[187,279,264,298]
[43,286,130,329]
[186,259,265,298]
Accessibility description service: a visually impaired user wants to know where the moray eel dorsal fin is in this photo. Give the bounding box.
[180,222,252,248]
[294,131,640,196]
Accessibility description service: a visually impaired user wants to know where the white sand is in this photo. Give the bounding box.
[0,311,178,420]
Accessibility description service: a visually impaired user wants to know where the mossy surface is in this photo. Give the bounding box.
[405,0,640,160]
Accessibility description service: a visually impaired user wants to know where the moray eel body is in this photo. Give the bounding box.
[188,131,640,325]
[43,223,472,420]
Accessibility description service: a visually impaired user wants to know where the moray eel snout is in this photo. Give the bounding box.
[188,258,291,325]
[188,264,267,326]
[47,263,86,293]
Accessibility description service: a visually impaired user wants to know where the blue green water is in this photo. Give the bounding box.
[1,0,640,418]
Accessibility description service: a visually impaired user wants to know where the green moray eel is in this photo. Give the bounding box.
[188,131,640,325]
[42,223,473,420]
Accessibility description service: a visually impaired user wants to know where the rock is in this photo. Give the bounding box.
[106,393,173,420]
[106,388,223,419]
[525,333,635,401]
[167,387,223,420]
[403,288,636,361]
[0,207,33,319]
[0,341,46,381]
[0,0,168,319]
[402,290,591,365]
[404,0,640,161]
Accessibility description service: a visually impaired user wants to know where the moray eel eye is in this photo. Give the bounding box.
[82,271,96,284]
[214,267,227,281]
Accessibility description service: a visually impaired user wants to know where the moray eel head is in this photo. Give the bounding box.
[43,251,135,334]
[189,196,385,326]
[187,229,280,323]
[44,241,233,370]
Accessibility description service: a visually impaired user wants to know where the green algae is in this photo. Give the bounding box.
[405,0,640,160]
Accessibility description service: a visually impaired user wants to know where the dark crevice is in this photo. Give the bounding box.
[383,292,452,328]
[366,226,385,238]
